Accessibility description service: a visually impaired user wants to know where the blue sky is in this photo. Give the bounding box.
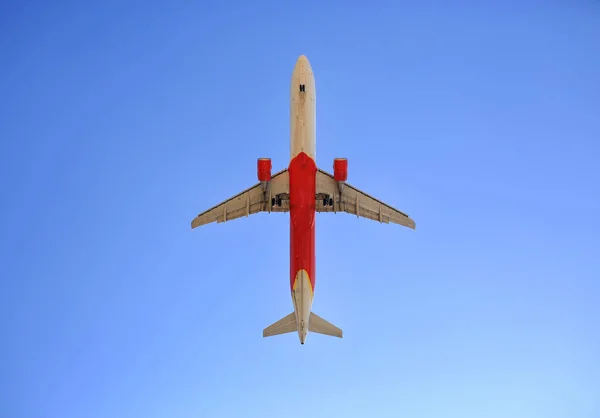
[1,1,599,417]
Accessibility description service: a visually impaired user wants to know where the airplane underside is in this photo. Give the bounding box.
[190,55,415,344]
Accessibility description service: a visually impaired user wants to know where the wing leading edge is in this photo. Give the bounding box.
[191,169,289,229]
[315,169,416,229]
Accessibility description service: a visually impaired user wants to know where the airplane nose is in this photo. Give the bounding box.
[293,55,312,74]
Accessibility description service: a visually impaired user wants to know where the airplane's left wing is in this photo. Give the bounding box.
[315,168,416,230]
[191,169,289,229]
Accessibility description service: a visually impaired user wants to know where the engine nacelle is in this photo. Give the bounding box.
[257,158,272,182]
[333,158,348,182]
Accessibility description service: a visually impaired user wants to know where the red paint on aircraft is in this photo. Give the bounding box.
[288,152,317,292]
[257,158,272,182]
[333,158,348,182]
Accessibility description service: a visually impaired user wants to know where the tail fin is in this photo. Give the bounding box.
[263,312,297,338]
[309,312,343,338]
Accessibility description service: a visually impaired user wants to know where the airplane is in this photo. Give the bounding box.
[190,55,416,345]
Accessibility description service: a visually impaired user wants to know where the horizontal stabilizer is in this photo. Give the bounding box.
[263,312,297,338]
[309,312,343,338]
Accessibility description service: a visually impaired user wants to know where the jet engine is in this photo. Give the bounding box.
[333,158,348,182]
[257,158,272,182]
[333,158,347,196]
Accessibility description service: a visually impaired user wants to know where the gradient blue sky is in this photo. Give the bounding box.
[1,2,599,417]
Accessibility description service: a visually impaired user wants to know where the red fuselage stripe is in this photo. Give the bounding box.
[288,152,316,292]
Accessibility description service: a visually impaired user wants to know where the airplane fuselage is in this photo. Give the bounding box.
[288,56,317,344]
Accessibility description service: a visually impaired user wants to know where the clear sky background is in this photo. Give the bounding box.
[1,1,599,417]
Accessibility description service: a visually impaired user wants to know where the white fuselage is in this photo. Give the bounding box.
[290,55,316,161]
[288,55,317,344]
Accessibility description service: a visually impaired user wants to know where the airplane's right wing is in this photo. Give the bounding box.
[315,168,416,230]
[191,169,289,229]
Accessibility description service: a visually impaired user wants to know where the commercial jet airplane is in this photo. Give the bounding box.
[191,55,416,344]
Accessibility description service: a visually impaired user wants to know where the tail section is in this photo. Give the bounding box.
[263,312,297,337]
[263,311,343,342]
[309,312,343,338]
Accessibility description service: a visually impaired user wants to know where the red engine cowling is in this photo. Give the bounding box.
[257,158,272,182]
[333,158,348,182]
